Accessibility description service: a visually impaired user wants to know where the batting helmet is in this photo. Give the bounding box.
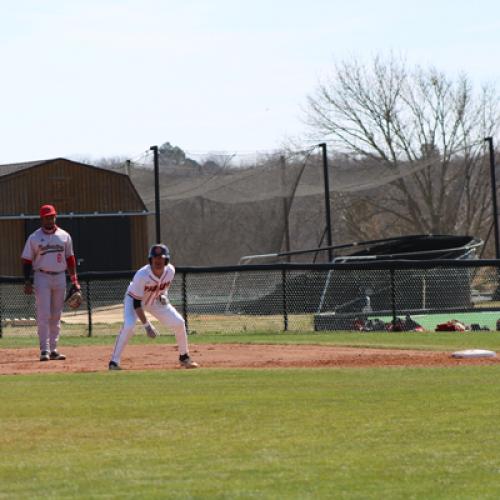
[148,244,170,263]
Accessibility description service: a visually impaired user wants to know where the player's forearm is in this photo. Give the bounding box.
[133,300,148,324]
[66,255,79,284]
[137,310,148,325]
[22,259,33,283]
[134,304,157,338]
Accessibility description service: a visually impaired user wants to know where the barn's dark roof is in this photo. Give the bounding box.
[0,159,57,177]
[0,157,126,179]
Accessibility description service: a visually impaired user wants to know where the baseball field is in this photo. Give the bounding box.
[2,331,500,498]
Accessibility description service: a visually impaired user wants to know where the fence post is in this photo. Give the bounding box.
[282,269,288,331]
[86,278,92,337]
[390,268,397,327]
[0,283,3,338]
[182,272,189,333]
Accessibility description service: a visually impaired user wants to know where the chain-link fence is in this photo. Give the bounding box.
[1,260,500,337]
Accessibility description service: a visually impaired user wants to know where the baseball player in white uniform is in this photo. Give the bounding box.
[109,244,199,370]
[21,204,80,361]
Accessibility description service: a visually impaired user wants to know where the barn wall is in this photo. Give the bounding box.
[0,220,25,275]
[130,215,149,269]
[0,216,148,276]
[0,159,145,215]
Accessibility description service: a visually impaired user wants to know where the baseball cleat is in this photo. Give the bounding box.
[49,351,66,360]
[40,351,50,362]
[179,354,199,369]
[108,361,122,371]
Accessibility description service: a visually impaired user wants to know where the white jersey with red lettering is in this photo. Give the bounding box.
[21,226,74,273]
[127,263,175,307]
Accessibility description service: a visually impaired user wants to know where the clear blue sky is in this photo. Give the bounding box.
[1,0,499,163]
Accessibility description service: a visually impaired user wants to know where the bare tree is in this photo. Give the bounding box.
[306,55,499,239]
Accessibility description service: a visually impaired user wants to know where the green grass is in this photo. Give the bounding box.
[370,311,500,331]
[4,329,500,352]
[3,330,500,498]
[2,368,500,498]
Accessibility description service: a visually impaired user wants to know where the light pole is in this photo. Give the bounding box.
[318,143,333,261]
[150,145,161,243]
[485,137,499,259]
[280,155,291,261]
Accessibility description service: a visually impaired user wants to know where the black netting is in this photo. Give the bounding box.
[117,140,492,268]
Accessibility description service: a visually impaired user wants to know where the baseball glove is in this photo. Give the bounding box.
[65,284,82,309]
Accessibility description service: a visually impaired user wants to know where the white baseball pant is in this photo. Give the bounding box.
[34,271,66,352]
[110,294,188,364]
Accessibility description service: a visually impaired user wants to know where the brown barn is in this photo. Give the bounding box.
[0,158,150,276]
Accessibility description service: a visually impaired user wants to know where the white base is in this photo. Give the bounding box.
[451,349,496,359]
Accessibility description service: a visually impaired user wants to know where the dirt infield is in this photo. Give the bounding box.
[1,344,500,375]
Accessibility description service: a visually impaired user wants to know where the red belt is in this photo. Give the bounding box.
[38,269,64,275]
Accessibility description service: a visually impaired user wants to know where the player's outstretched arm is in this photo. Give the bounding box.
[133,298,158,338]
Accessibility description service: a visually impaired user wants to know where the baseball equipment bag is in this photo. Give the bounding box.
[435,319,466,331]
[65,284,83,309]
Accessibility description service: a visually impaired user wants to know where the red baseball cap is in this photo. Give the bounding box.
[39,204,57,217]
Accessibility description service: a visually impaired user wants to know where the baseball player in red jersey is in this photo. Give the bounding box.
[109,244,199,370]
[21,204,80,361]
